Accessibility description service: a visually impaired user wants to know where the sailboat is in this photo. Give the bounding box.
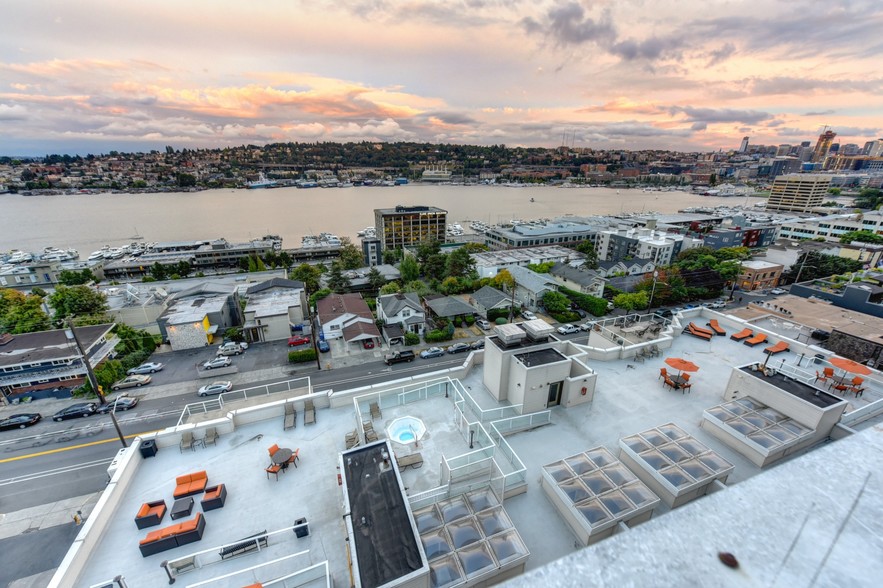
[129,227,144,240]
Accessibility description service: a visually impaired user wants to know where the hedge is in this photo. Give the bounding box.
[559,287,609,317]
[288,349,317,363]
[404,332,420,346]
[487,307,516,322]
[424,329,454,343]
[550,311,581,323]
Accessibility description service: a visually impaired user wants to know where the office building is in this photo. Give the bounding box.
[373,205,447,251]
[766,174,831,212]
[739,136,749,153]
[813,129,837,162]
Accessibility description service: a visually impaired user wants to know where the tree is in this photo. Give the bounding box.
[337,237,364,270]
[290,263,323,292]
[460,242,489,253]
[382,248,402,265]
[838,230,883,244]
[854,187,882,210]
[0,289,50,334]
[150,262,168,281]
[379,281,402,295]
[174,261,192,278]
[439,276,462,295]
[575,240,599,269]
[542,291,570,313]
[48,285,108,320]
[58,268,95,286]
[492,269,515,292]
[278,251,293,268]
[367,267,386,291]
[422,253,448,281]
[613,291,649,311]
[445,248,475,278]
[403,280,431,297]
[827,187,842,195]
[400,256,420,282]
[176,172,197,187]
[526,261,555,274]
[326,262,351,292]
[782,251,863,283]
[415,240,441,265]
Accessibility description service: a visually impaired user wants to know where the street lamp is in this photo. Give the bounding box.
[648,271,660,309]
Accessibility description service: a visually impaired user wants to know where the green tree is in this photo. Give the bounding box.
[0,289,50,333]
[403,280,430,297]
[400,256,420,282]
[326,262,351,292]
[526,261,554,274]
[613,291,649,311]
[439,276,462,295]
[492,269,515,292]
[445,248,475,278]
[415,240,442,265]
[827,187,842,195]
[782,251,863,283]
[48,285,108,320]
[337,237,364,270]
[176,172,197,187]
[838,230,883,244]
[382,248,402,265]
[854,188,882,210]
[379,281,402,295]
[58,268,95,285]
[174,261,192,278]
[575,240,599,268]
[150,262,168,281]
[422,253,448,281]
[278,251,293,268]
[367,267,386,291]
[290,263,323,292]
[460,242,489,253]
[541,290,570,313]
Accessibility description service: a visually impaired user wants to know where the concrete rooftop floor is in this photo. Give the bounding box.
[73,315,879,587]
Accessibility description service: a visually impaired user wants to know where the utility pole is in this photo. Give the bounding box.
[67,318,127,448]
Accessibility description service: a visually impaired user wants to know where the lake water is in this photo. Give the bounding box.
[0,185,763,256]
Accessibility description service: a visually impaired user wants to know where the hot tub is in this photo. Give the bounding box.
[387,416,427,445]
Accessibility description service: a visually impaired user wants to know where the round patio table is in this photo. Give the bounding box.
[272,448,293,469]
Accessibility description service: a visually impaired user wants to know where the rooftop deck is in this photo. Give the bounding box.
[58,309,883,588]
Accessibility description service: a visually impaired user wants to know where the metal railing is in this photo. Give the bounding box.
[178,377,312,425]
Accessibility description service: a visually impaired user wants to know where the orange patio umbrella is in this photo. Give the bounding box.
[829,357,871,375]
[664,357,700,377]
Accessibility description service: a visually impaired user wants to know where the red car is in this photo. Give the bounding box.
[362,339,375,349]
[287,335,311,347]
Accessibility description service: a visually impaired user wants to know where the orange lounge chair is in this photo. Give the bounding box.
[744,333,768,347]
[763,341,789,355]
[685,323,713,341]
[731,328,753,341]
[706,319,726,336]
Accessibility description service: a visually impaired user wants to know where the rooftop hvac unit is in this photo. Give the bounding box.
[494,323,526,346]
[522,319,555,340]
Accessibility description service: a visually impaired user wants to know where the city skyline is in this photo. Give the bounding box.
[1,0,882,155]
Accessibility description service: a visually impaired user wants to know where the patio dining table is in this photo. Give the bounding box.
[272,448,293,470]
[669,375,689,388]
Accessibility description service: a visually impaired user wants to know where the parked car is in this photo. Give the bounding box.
[219,339,248,350]
[770,288,787,295]
[126,362,164,375]
[708,301,726,309]
[111,374,151,391]
[447,342,471,354]
[97,396,139,414]
[317,339,330,353]
[362,339,375,349]
[521,310,537,320]
[217,342,246,356]
[202,356,232,370]
[52,402,97,422]
[657,308,674,318]
[384,350,416,365]
[470,339,485,350]
[420,346,446,359]
[476,319,492,330]
[287,335,310,347]
[557,324,579,335]
[579,322,594,331]
[198,381,233,397]
[0,413,42,431]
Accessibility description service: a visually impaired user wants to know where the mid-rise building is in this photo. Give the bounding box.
[703,226,779,250]
[739,136,750,153]
[596,228,701,266]
[482,218,605,251]
[766,174,831,212]
[374,205,447,251]
[813,130,837,162]
[736,260,784,291]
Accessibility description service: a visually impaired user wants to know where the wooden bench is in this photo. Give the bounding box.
[396,453,424,469]
[219,531,269,560]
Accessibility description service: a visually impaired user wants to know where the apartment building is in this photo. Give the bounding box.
[766,174,832,212]
[373,205,447,251]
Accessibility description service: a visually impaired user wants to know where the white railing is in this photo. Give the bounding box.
[178,377,311,426]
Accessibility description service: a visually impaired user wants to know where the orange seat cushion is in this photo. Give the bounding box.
[204,484,223,500]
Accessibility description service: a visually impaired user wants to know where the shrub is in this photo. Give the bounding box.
[404,332,420,346]
[494,317,507,325]
[550,311,581,323]
[559,287,608,317]
[463,315,475,325]
[424,329,453,343]
[487,307,515,322]
[288,349,317,363]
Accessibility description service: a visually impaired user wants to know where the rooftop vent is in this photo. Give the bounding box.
[494,323,526,347]
[522,319,555,341]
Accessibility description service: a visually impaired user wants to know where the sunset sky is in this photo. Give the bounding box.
[1,0,882,155]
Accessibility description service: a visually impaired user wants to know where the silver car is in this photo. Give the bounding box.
[127,362,164,375]
[198,381,233,397]
[202,356,232,370]
[111,374,151,391]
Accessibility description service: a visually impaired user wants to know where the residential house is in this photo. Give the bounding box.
[547,263,606,298]
[506,266,560,310]
[469,286,513,317]
[737,260,784,291]
[596,259,656,278]
[423,295,478,324]
[156,284,243,350]
[243,278,307,343]
[0,324,117,403]
[377,293,425,335]
[316,293,381,347]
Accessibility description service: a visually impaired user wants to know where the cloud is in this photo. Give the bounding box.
[610,36,683,61]
[668,106,774,125]
[521,1,616,46]
[0,103,27,120]
[706,43,736,66]
[804,109,836,116]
